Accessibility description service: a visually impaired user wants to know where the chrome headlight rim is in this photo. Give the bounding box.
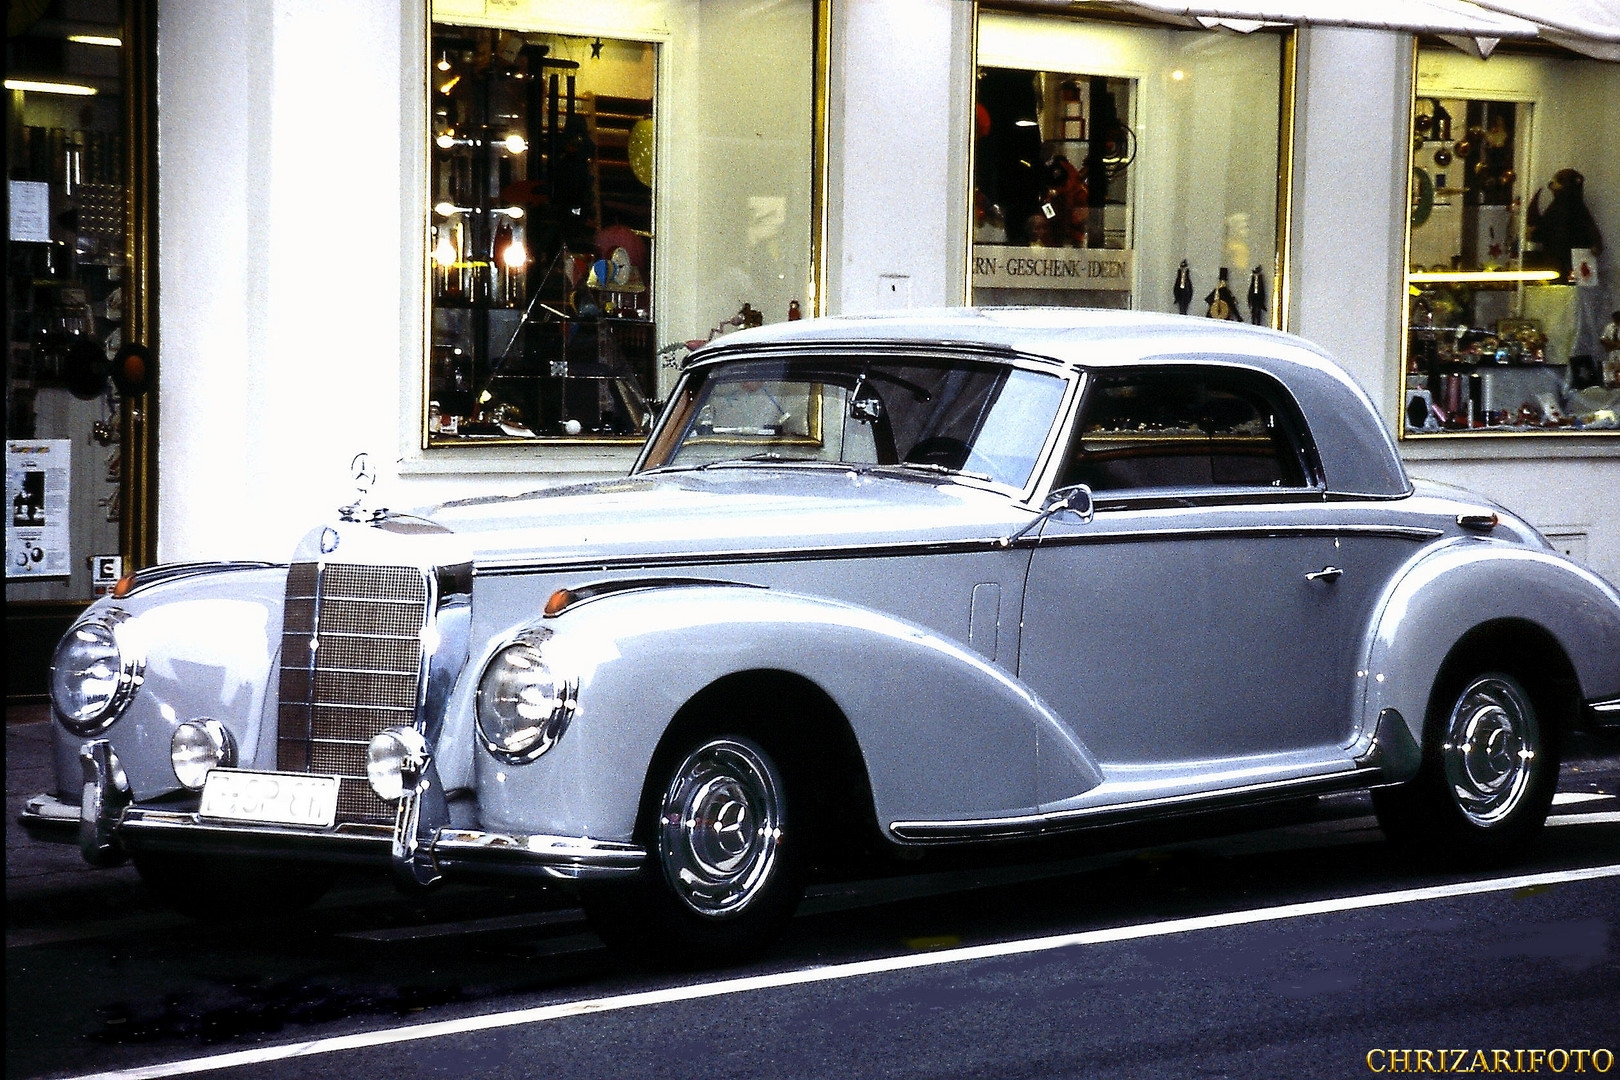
[475,630,578,764]
[50,609,145,736]
[170,718,237,791]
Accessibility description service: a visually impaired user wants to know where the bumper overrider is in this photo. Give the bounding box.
[21,737,646,886]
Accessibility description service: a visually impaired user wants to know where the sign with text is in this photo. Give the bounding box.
[7,440,72,578]
[973,245,1133,292]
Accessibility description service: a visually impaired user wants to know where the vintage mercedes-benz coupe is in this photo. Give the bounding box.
[26,309,1620,959]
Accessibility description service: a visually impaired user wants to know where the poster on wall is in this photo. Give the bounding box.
[7,440,72,579]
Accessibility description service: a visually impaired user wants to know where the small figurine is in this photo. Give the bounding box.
[1205,266,1242,321]
[1600,310,1620,388]
[1247,266,1267,325]
[1172,260,1193,315]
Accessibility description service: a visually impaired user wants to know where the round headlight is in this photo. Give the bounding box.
[476,633,575,762]
[171,719,235,790]
[51,614,142,735]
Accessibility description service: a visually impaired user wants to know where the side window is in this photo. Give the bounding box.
[1062,367,1310,493]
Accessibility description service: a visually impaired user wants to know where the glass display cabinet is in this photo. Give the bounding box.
[428,25,657,444]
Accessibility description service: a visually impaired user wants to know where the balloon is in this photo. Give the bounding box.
[628,118,654,188]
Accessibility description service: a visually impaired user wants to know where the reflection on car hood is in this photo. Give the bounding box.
[421,468,1021,567]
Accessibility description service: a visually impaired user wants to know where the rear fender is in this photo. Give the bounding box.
[1357,541,1620,769]
[469,585,1102,843]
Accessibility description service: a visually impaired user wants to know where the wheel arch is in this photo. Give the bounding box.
[1359,543,1620,765]
[637,668,886,869]
[1427,618,1582,745]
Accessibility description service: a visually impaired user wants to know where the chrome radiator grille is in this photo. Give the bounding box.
[278,562,430,824]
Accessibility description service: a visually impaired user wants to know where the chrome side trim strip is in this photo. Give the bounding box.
[478,523,1443,576]
[1589,697,1620,713]
[888,767,1382,843]
[114,560,283,598]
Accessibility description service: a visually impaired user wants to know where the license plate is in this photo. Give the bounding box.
[199,769,340,828]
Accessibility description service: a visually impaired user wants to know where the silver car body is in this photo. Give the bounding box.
[27,309,1620,889]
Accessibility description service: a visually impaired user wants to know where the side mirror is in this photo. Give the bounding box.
[1000,484,1094,548]
[1045,483,1094,524]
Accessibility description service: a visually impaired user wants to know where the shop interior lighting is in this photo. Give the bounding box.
[5,79,98,96]
[437,51,452,71]
[503,134,528,154]
[68,34,123,47]
[1407,269,1562,283]
[434,201,473,217]
[438,74,461,95]
[1171,69,1187,81]
[492,206,524,219]
[1013,119,1039,127]
[432,234,457,267]
[502,239,528,268]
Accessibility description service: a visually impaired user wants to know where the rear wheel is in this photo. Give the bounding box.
[133,852,335,920]
[1373,670,1558,857]
[583,733,807,965]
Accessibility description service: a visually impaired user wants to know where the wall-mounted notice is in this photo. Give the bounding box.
[9,180,51,243]
[8,440,72,578]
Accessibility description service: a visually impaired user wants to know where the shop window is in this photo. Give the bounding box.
[425,1,821,448]
[971,9,1291,326]
[1403,46,1619,437]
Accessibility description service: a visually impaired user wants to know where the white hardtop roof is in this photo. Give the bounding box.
[696,308,1411,499]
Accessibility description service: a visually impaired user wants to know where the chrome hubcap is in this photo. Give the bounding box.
[1442,675,1538,827]
[658,738,783,918]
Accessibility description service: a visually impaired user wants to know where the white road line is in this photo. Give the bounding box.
[1552,791,1615,805]
[53,863,1620,1080]
[1549,811,1620,826]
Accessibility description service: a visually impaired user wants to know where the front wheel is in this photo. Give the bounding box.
[583,734,806,965]
[1373,671,1558,857]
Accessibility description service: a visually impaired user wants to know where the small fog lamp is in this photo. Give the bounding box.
[366,727,430,801]
[170,719,236,790]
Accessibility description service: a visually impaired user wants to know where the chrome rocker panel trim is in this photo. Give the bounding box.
[888,766,1384,843]
[19,791,646,882]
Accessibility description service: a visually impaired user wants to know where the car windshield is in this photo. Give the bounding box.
[640,355,1070,489]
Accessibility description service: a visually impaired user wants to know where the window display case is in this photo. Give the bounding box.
[424,0,823,452]
[1402,47,1618,437]
[427,25,657,444]
[971,8,1291,325]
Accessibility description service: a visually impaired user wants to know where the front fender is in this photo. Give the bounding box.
[470,585,1102,844]
[1359,540,1620,761]
[50,567,289,801]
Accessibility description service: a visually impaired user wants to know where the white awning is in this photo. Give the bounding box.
[1052,0,1620,60]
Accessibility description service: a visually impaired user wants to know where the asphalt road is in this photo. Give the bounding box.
[8,712,1618,1080]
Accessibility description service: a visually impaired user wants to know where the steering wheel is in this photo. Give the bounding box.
[903,436,972,471]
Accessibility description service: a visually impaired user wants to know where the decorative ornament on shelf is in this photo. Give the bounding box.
[1172,260,1193,315]
[1204,267,1242,321]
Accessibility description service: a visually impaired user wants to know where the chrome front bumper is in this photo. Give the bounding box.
[22,740,646,886]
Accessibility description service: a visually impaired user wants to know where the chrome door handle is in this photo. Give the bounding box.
[1305,565,1343,582]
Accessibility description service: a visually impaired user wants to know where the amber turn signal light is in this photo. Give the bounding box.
[544,589,576,616]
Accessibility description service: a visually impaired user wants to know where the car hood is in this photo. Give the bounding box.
[405,468,1024,568]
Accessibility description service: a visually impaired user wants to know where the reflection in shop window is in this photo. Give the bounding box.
[1404,46,1618,437]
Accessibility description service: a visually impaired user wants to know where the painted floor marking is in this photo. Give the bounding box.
[51,862,1620,1080]
[1552,791,1615,805]
[1549,810,1620,826]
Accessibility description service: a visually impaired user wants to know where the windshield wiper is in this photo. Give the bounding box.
[694,452,826,470]
[871,461,994,483]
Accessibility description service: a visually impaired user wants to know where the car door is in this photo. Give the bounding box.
[1018,364,1352,803]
